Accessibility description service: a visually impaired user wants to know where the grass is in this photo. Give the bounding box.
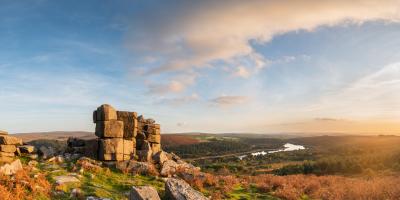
[36,159,165,200]
[228,185,280,200]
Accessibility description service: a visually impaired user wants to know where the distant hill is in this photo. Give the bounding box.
[13,131,95,142]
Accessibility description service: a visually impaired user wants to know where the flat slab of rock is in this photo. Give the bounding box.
[55,175,80,185]
[165,178,208,200]
[0,145,16,153]
[0,131,8,135]
[0,135,22,145]
[18,145,35,153]
[129,186,160,200]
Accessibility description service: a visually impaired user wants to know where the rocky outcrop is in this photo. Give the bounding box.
[129,186,161,200]
[165,178,208,200]
[92,104,162,162]
[0,133,25,162]
[0,159,23,175]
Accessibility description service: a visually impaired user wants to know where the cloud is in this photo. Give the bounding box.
[233,66,250,78]
[309,62,400,119]
[159,93,199,106]
[126,0,400,78]
[146,73,197,94]
[210,95,249,106]
[314,117,344,122]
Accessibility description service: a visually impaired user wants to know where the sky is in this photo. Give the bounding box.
[1,0,400,134]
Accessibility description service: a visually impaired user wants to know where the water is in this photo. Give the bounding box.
[238,143,305,159]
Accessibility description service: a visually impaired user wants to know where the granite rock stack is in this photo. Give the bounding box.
[93,104,161,162]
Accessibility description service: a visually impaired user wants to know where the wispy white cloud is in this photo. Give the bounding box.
[210,95,249,107]
[308,62,400,119]
[159,93,200,106]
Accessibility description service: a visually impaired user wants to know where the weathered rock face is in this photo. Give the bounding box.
[99,138,124,154]
[165,178,208,200]
[0,131,8,135]
[129,186,161,200]
[95,104,117,121]
[117,111,138,139]
[116,160,157,175]
[0,135,22,145]
[0,145,16,153]
[95,120,124,138]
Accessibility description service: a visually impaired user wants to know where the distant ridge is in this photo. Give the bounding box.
[13,131,95,142]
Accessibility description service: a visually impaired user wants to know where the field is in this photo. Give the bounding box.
[10,132,400,200]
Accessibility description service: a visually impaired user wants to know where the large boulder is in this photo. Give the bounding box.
[0,159,23,175]
[129,186,160,200]
[120,160,157,175]
[0,135,22,145]
[95,120,124,138]
[160,160,178,177]
[165,178,208,200]
[96,104,117,121]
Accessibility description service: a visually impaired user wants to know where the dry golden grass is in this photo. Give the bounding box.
[246,174,400,200]
[0,167,51,200]
[178,169,400,200]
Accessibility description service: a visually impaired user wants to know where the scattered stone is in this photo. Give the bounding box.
[0,159,23,175]
[28,160,38,167]
[165,178,208,200]
[129,186,161,200]
[54,175,80,185]
[70,188,83,198]
[47,155,64,163]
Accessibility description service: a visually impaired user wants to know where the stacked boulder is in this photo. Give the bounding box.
[0,131,36,162]
[136,116,161,162]
[94,104,139,161]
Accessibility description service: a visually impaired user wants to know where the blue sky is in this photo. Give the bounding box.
[1,0,400,134]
